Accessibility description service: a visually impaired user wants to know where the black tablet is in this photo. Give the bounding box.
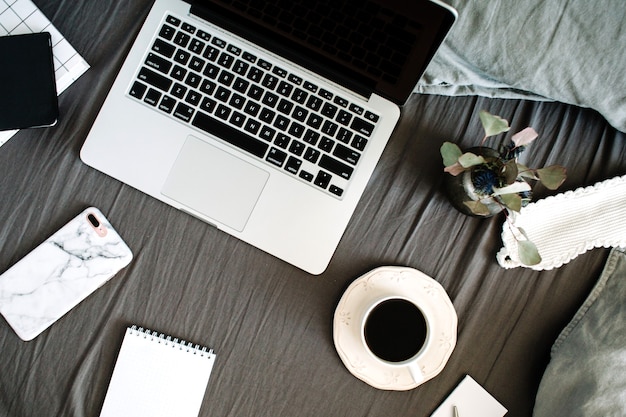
[0,32,58,131]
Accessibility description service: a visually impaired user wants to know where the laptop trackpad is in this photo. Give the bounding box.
[161,136,269,232]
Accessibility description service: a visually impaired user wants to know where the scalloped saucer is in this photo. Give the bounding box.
[333,266,457,390]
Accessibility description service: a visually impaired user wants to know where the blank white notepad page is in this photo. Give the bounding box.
[99,326,216,417]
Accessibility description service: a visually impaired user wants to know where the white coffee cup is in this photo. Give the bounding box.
[360,296,431,383]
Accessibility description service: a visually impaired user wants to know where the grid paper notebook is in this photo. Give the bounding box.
[0,0,89,146]
[99,326,216,417]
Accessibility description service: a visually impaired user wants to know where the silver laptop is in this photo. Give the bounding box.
[81,0,456,274]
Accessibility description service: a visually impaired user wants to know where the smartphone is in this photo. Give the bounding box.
[0,208,133,341]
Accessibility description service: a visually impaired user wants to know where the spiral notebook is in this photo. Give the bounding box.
[99,325,216,417]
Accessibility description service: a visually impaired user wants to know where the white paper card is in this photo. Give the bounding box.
[99,326,216,417]
[431,375,507,417]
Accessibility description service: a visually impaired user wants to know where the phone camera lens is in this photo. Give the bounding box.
[87,213,100,228]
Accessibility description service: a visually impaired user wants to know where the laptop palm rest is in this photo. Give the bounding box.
[161,135,269,232]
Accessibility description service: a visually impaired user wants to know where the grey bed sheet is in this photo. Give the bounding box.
[1,1,625,417]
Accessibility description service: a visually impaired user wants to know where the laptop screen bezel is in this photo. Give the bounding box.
[190,0,456,105]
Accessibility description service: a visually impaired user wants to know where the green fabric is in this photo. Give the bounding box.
[533,248,626,416]
[416,0,626,133]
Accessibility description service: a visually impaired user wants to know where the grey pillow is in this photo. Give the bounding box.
[533,248,626,417]
[416,0,626,133]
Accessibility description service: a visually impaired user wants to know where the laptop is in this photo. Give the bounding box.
[81,0,456,274]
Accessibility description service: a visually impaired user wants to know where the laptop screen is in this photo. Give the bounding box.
[190,0,455,105]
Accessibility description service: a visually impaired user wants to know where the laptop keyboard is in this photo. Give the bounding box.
[127,13,381,198]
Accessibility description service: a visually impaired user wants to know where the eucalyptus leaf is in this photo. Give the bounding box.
[463,200,492,216]
[499,193,522,212]
[518,240,542,266]
[517,163,538,180]
[479,110,510,137]
[444,162,466,176]
[458,152,486,168]
[537,165,567,190]
[440,142,463,167]
[517,227,530,240]
[492,181,531,196]
[502,160,519,185]
[511,127,539,147]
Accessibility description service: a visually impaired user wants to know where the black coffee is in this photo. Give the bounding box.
[364,298,427,363]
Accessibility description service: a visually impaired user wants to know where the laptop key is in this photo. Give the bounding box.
[288,122,305,138]
[299,170,314,182]
[138,67,172,91]
[171,83,187,99]
[129,81,147,99]
[217,52,234,68]
[181,23,196,34]
[230,111,246,127]
[233,60,249,75]
[185,90,201,106]
[258,59,272,70]
[247,67,264,83]
[196,30,211,42]
[200,79,216,95]
[200,97,216,113]
[329,185,344,197]
[217,71,235,86]
[215,86,231,102]
[145,53,172,74]
[337,127,352,143]
[333,143,360,165]
[192,112,269,158]
[266,147,287,167]
[319,137,335,152]
[350,117,375,136]
[351,135,368,151]
[173,103,194,122]
[289,140,305,156]
[143,88,161,106]
[304,147,320,163]
[173,32,190,47]
[292,88,308,104]
[262,74,279,89]
[319,154,354,179]
[189,56,205,72]
[152,39,176,58]
[314,171,332,189]
[247,85,264,100]
[165,15,181,27]
[171,65,187,81]
[303,129,320,146]
[211,37,227,48]
[158,95,176,113]
[321,102,338,118]
[184,72,201,88]
[260,125,276,141]
[285,156,302,174]
[303,81,318,92]
[336,110,352,125]
[274,133,290,149]
[364,110,379,123]
[203,46,219,61]
[215,104,231,120]
[242,51,257,63]
[306,96,323,111]
[244,101,260,117]
[203,63,219,79]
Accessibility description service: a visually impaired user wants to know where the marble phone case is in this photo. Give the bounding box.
[0,207,133,341]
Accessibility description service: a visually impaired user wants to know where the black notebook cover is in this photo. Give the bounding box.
[0,32,58,131]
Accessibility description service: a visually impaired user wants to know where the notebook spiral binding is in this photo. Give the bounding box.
[129,325,215,358]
